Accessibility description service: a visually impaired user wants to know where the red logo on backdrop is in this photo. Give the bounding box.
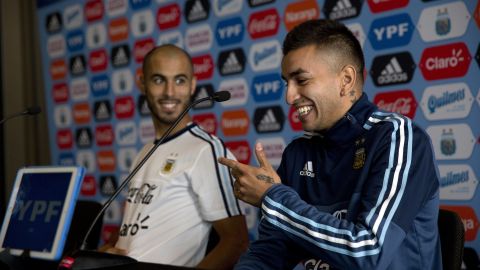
[419,42,471,81]
[109,17,129,42]
[284,0,319,31]
[57,129,73,149]
[192,54,214,80]
[193,113,217,134]
[288,106,303,131]
[50,59,67,80]
[102,224,120,243]
[85,0,104,22]
[89,49,108,72]
[134,38,155,63]
[248,8,280,39]
[81,175,97,196]
[373,89,417,119]
[225,141,251,164]
[73,103,91,124]
[114,96,135,119]
[53,83,69,103]
[474,1,480,29]
[135,67,143,90]
[97,150,115,171]
[367,0,409,13]
[95,124,114,146]
[157,3,180,30]
[221,110,249,137]
[441,205,479,241]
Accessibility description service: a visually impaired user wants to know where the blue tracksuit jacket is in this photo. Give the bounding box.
[236,94,442,270]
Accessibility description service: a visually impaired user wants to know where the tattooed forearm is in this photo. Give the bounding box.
[256,174,274,183]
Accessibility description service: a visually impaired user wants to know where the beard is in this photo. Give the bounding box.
[146,97,191,126]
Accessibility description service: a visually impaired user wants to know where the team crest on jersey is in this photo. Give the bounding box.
[161,153,178,174]
[353,138,366,169]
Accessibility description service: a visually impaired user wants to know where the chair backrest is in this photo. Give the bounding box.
[438,209,464,270]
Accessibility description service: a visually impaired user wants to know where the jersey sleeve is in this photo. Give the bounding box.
[255,117,440,269]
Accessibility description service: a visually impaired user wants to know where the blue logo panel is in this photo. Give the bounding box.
[368,13,414,50]
[91,74,110,97]
[251,73,284,102]
[216,17,244,46]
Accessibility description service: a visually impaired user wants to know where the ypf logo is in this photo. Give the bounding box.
[221,109,249,136]
[440,205,479,241]
[367,0,408,13]
[156,3,181,30]
[368,13,414,50]
[95,124,114,146]
[91,74,110,97]
[419,42,471,81]
[192,113,217,134]
[185,0,210,23]
[373,89,417,119]
[217,48,246,76]
[193,54,214,80]
[254,106,285,133]
[57,129,73,149]
[89,49,108,72]
[85,0,104,22]
[134,38,155,63]
[370,51,415,87]
[192,84,215,110]
[115,96,135,119]
[225,140,251,164]
[251,73,284,102]
[215,17,244,46]
[323,0,363,21]
[284,0,319,31]
[218,78,248,107]
[248,8,280,39]
[249,40,282,72]
[66,30,85,52]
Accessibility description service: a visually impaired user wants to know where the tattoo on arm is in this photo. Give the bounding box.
[256,174,274,184]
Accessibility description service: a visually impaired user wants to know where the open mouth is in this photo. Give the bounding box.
[297,105,313,117]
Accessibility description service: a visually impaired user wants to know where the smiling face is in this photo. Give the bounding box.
[140,46,196,134]
[282,44,358,133]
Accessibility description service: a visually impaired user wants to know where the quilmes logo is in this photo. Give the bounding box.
[47,34,66,58]
[248,0,275,8]
[46,12,62,33]
[94,100,112,121]
[192,54,214,80]
[217,48,246,76]
[248,8,280,39]
[367,0,408,13]
[221,109,249,136]
[63,4,83,30]
[185,0,210,23]
[225,140,251,164]
[256,137,285,167]
[192,113,217,134]
[249,40,282,72]
[373,89,417,119]
[111,44,131,67]
[95,124,114,146]
[91,74,110,97]
[300,161,315,178]
[186,23,213,53]
[218,78,248,107]
[157,30,183,48]
[421,82,473,121]
[66,30,85,52]
[115,121,137,146]
[419,42,471,81]
[134,38,155,63]
[417,1,470,42]
[370,51,415,87]
[251,73,284,102]
[426,124,475,160]
[368,13,414,50]
[284,0,320,31]
[131,10,154,38]
[213,0,243,17]
[323,0,362,21]
[156,3,181,30]
[109,18,129,42]
[75,127,93,148]
[216,17,244,46]
[85,0,104,22]
[69,55,87,76]
[89,49,108,72]
[254,105,285,133]
[439,165,478,201]
[106,0,127,17]
[192,84,215,110]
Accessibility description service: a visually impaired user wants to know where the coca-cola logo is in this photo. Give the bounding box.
[248,8,280,39]
[373,89,417,119]
[134,38,154,63]
[85,0,104,22]
[420,42,471,80]
[192,113,217,135]
[95,124,114,146]
[225,140,251,164]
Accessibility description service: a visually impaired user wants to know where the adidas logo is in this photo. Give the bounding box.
[96,102,111,120]
[188,0,207,22]
[258,109,280,132]
[113,47,129,66]
[221,52,242,74]
[78,129,91,147]
[377,57,408,84]
[71,57,85,75]
[300,161,315,178]
[330,0,357,20]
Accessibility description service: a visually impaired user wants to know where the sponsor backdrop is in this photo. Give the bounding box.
[36,0,480,258]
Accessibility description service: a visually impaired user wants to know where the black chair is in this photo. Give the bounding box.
[438,209,465,270]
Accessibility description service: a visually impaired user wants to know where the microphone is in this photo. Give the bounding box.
[79,91,230,251]
[0,106,42,125]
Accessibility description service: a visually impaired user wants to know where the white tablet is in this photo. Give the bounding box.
[0,166,85,260]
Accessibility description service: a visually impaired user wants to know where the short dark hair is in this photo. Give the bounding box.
[283,19,365,81]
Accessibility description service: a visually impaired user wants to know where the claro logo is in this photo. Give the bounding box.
[420,42,471,80]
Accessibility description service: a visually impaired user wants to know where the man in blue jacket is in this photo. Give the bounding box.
[219,19,442,269]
